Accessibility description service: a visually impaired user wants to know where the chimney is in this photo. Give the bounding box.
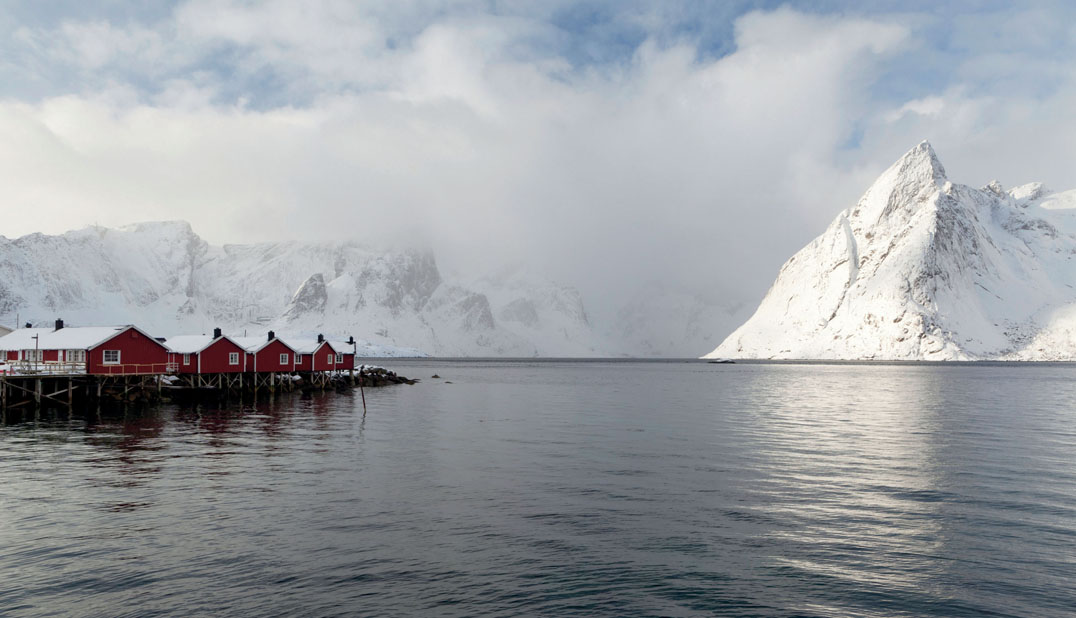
[317,334,324,343]
[347,336,355,345]
[268,330,275,341]
[55,318,64,331]
[213,327,222,339]
[24,322,32,329]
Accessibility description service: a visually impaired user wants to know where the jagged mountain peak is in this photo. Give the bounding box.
[853,140,949,227]
[901,140,945,178]
[983,180,1006,197]
[883,140,947,187]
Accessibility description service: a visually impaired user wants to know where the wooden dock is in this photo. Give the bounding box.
[0,366,359,413]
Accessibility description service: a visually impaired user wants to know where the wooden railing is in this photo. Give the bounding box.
[1,361,179,376]
[1,361,87,376]
[95,362,178,376]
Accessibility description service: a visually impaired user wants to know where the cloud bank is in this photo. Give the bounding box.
[1,1,1075,353]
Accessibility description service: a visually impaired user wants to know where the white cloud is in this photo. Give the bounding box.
[3,2,1076,351]
[885,95,946,122]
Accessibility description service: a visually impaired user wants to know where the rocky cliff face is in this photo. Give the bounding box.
[0,222,602,356]
[708,141,1076,360]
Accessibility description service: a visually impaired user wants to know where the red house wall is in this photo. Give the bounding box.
[6,351,17,361]
[43,350,60,362]
[87,328,170,375]
[189,338,246,374]
[313,343,337,371]
[253,339,295,373]
[172,352,198,373]
[295,353,312,371]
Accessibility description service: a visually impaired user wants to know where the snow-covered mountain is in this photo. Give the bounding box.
[0,222,603,356]
[708,141,1076,360]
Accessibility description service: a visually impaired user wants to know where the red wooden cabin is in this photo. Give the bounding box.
[167,329,248,374]
[0,321,169,375]
[329,337,357,370]
[233,332,297,373]
[86,326,171,375]
[286,336,338,372]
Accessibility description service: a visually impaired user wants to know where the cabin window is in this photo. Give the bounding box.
[103,350,121,364]
[280,353,289,364]
[336,353,343,363]
[68,350,85,363]
[229,352,239,365]
[327,353,334,364]
[183,354,191,365]
[24,349,43,362]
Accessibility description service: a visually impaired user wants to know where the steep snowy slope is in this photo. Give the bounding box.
[708,141,1076,360]
[0,223,603,356]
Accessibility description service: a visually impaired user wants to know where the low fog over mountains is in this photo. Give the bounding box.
[0,222,739,357]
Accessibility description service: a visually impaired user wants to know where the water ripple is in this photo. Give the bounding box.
[1,361,1075,616]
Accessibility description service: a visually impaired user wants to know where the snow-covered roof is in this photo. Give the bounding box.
[165,335,214,354]
[282,338,334,354]
[0,325,148,351]
[0,328,51,351]
[329,341,356,355]
[232,336,294,354]
[164,335,244,354]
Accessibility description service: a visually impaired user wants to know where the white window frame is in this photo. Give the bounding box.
[280,353,289,364]
[103,350,121,365]
[335,353,343,363]
[327,353,333,364]
[183,353,191,365]
[229,352,239,365]
[68,349,86,363]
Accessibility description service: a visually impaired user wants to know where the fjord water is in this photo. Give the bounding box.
[2,361,1075,617]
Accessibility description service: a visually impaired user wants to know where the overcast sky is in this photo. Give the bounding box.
[2,1,1076,332]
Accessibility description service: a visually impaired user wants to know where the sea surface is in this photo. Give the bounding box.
[1,360,1075,617]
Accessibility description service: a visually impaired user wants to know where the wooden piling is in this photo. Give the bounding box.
[358,368,366,415]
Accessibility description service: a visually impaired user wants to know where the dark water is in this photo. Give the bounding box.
[2,361,1075,617]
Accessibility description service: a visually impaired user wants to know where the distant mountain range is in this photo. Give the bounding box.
[0,221,742,357]
[708,141,1076,360]
[0,222,601,356]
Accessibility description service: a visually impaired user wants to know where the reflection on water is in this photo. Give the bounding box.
[1,361,1075,617]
